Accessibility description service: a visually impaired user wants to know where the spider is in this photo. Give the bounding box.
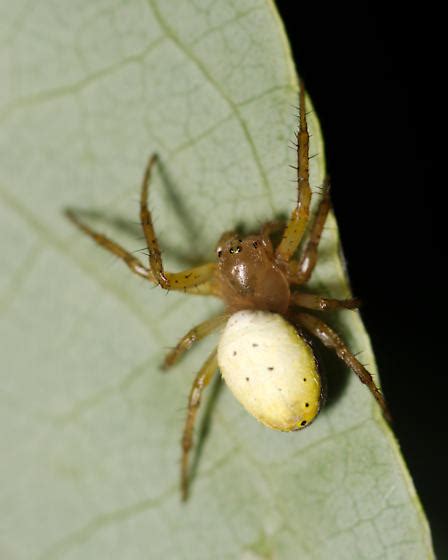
[66,83,390,501]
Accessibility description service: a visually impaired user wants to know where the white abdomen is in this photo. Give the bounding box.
[217,310,322,431]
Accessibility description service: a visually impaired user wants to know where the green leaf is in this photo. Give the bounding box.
[0,1,434,559]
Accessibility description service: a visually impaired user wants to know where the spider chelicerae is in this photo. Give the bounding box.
[66,83,390,500]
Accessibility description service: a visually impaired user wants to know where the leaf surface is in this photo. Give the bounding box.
[0,1,434,559]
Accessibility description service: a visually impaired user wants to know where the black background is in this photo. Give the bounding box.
[276,1,445,555]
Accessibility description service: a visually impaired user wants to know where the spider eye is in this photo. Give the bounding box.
[229,248,234,254]
[217,249,222,258]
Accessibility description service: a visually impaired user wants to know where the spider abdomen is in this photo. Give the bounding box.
[217,310,322,431]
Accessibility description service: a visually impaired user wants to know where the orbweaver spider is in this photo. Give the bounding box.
[66,83,390,500]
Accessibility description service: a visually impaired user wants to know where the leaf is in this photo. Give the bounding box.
[0,1,434,559]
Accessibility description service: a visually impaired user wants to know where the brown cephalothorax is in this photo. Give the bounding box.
[66,81,390,501]
[216,233,290,314]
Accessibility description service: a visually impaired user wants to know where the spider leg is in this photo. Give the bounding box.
[66,209,155,281]
[163,314,229,369]
[275,81,312,262]
[65,209,218,295]
[140,154,168,286]
[295,312,391,423]
[291,292,360,311]
[287,179,331,284]
[181,348,218,501]
[140,154,217,290]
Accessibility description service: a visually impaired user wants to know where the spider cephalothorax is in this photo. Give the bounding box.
[216,232,290,314]
[66,82,390,501]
